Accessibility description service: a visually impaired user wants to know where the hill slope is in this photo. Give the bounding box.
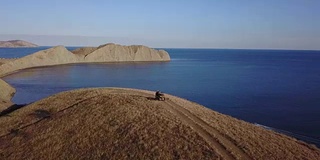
[0,46,78,77]
[0,40,38,48]
[0,88,319,159]
[0,43,170,77]
[82,43,171,62]
[0,79,15,111]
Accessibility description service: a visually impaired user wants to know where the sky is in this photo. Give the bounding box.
[0,0,319,49]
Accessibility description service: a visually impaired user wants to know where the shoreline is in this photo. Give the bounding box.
[1,46,320,155]
[0,60,170,78]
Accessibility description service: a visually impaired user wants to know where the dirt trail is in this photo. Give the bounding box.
[130,90,251,160]
[165,99,252,160]
[164,100,234,160]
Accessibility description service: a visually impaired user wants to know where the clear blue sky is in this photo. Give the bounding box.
[0,0,319,49]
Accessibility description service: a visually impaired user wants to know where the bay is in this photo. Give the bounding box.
[1,47,320,146]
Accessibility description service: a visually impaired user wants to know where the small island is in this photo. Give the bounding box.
[0,40,38,48]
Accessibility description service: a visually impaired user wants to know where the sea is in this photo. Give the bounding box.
[1,47,320,147]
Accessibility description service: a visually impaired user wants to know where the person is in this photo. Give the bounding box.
[155,90,164,100]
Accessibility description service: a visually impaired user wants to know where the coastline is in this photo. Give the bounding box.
[0,60,170,78]
[1,46,320,158]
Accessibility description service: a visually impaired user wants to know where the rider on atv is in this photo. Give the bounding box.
[155,90,165,101]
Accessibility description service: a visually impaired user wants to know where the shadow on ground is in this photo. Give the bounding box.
[0,104,27,117]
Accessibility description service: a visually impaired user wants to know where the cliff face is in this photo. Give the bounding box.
[0,43,170,77]
[0,40,38,48]
[83,43,170,62]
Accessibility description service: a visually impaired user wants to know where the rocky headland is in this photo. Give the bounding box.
[0,40,38,48]
[0,43,170,77]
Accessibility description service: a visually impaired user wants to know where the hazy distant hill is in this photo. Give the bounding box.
[0,40,38,47]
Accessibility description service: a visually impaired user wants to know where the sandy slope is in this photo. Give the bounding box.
[0,44,170,77]
[0,79,15,111]
[0,58,16,66]
[0,88,319,160]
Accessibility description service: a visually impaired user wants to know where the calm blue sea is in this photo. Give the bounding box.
[1,47,320,147]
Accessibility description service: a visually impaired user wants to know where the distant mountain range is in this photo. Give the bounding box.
[0,40,38,47]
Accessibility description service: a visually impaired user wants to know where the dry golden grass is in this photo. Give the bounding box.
[0,88,319,160]
[0,58,15,66]
[0,101,12,112]
[0,100,11,112]
[167,94,320,160]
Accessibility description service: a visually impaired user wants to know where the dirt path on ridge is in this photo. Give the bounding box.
[131,90,252,160]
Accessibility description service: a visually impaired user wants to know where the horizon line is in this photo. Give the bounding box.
[34,45,320,52]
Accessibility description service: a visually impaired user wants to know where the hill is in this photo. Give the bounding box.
[74,43,170,62]
[0,40,38,48]
[0,43,170,77]
[0,88,319,159]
